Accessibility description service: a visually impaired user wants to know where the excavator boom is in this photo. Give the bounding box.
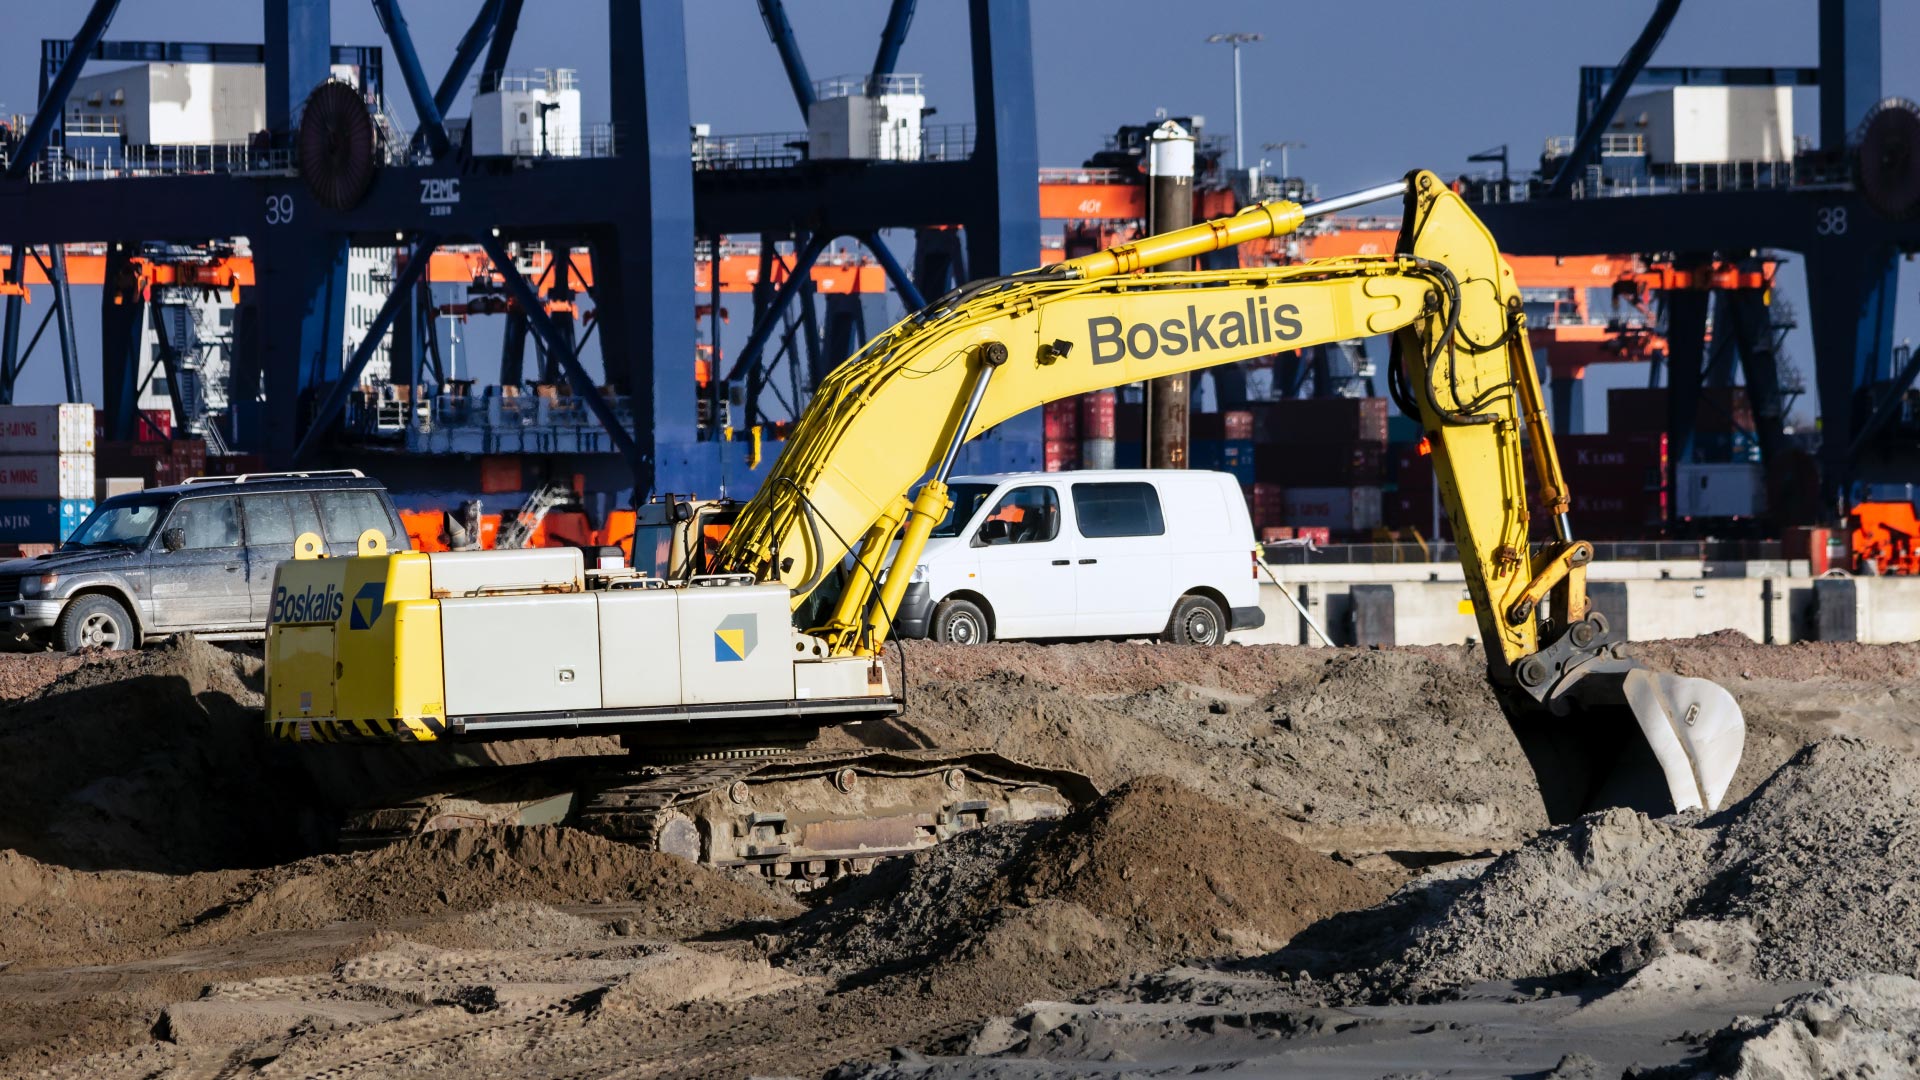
[716,169,1744,819]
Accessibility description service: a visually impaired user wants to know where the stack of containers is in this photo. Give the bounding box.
[1608,387,1754,462]
[97,438,208,489]
[1388,431,1670,541]
[1079,390,1116,470]
[1245,398,1389,538]
[1042,400,1078,472]
[1188,409,1254,484]
[0,404,95,545]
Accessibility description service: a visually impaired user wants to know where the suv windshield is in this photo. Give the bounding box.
[65,496,170,549]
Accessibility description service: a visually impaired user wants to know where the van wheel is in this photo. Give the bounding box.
[931,599,990,645]
[56,595,134,652]
[1164,594,1225,646]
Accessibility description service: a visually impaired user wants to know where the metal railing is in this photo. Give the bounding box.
[29,141,295,182]
[507,123,618,160]
[812,73,923,99]
[693,122,973,169]
[1264,538,1788,566]
[1569,159,1798,197]
[479,67,578,93]
[1038,167,1131,184]
[1544,132,1646,157]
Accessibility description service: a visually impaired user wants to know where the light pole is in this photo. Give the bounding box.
[1205,32,1261,169]
[1263,139,1306,178]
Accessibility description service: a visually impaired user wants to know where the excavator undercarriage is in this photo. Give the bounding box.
[327,744,1095,891]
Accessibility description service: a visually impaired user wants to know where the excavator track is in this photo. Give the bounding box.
[336,749,1098,890]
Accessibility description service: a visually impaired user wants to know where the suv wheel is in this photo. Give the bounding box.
[56,595,134,652]
[931,598,989,645]
[1164,594,1225,646]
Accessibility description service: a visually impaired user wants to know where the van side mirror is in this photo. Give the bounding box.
[161,527,186,553]
[973,519,1011,547]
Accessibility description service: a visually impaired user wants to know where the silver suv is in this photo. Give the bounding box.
[0,470,408,651]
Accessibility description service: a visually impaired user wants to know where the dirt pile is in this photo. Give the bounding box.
[1278,737,1920,1001]
[0,648,107,700]
[791,777,1387,988]
[0,824,799,965]
[865,642,1553,855]
[0,636,322,872]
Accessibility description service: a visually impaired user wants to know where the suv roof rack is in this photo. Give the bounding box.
[182,469,367,485]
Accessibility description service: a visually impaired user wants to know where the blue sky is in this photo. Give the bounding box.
[2,1,1916,429]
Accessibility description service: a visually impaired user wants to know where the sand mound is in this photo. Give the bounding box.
[1643,975,1920,1079]
[0,825,799,965]
[0,636,321,872]
[864,642,1552,855]
[791,777,1387,987]
[1017,776,1389,957]
[1282,737,1920,1001]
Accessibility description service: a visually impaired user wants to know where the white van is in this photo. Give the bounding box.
[893,470,1264,646]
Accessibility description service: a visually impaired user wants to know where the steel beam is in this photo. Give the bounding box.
[264,0,333,141]
[604,0,696,493]
[44,247,83,402]
[1727,288,1789,514]
[723,233,827,387]
[480,235,643,476]
[433,0,503,112]
[292,234,439,463]
[480,0,526,88]
[1548,0,1683,198]
[371,0,451,159]
[860,232,926,310]
[1819,0,1880,150]
[757,0,817,116]
[965,0,1040,278]
[100,245,144,440]
[1850,341,1920,458]
[1806,247,1899,495]
[0,247,21,400]
[870,0,917,81]
[6,0,122,181]
[1661,287,1710,514]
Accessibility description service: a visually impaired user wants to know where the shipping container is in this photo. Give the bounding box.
[91,407,174,444]
[1279,486,1382,531]
[0,454,94,499]
[1043,399,1079,441]
[0,498,92,542]
[1044,438,1077,472]
[1079,438,1116,470]
[97,440,207,488]
[1676,462,1767,519]
[1255,442,1387,485]
[1080,391,1117,439]
[0,404,94,455]
[1191,439,1254,484]
[1608,387,1754,435]
[1556,432,1668,471]
[1249,397,1388,446]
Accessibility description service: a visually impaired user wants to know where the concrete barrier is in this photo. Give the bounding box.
[1234,563,1920,647]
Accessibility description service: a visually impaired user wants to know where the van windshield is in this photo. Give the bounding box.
[64,496,170,549]
[928,483,997,538]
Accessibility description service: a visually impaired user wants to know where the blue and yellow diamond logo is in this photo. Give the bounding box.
[349,581,385,631]
[714,613,758,662]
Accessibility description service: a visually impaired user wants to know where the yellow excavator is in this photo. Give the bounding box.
[267,171,1744,880]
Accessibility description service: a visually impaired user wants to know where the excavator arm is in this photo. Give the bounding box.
[716,170,1745,822]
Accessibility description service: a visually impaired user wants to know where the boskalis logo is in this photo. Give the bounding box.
[349,581,386,631]
[269,583,344,625]
[1088,297,1304,364]
[713,613,758,662]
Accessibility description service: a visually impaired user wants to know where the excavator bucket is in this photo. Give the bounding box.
[1505,659,1745,825]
